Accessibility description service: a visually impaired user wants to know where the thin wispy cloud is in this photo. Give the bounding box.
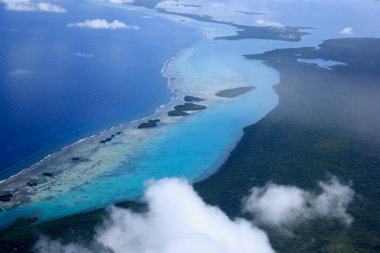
[67,19,140,30]
[256,19,284,28]
[210,2,224,7]
[155,0,196,12]
[10,68,33,75]
[35,178,276,253]
[1,0,66,13]
[243,177,354,231]
[107,0,135,3]
[340,27,353,35]
[75,52,95,58]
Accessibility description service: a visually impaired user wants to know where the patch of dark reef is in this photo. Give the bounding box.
[168,110,189,117]
[157,10,311,42]
[42,172,53,177]
[0,193,13,202]
[184,95,204,102]
[137,119,160,129]
[195,38,380,253]
[168,97,206,116]
[26,182,37,187]
[98,132,122,144]
[174,103,207,111]
[70,157,89,162]
[215,86,255,98]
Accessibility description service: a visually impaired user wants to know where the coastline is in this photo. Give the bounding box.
[195,38,380,252]
[0,43,191,189]
[0,30,208,187]
[0,2,282,226]
[1,33,251,217]
[1,37,380,253]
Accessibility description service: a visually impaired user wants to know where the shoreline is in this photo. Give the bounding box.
[0,33,235,215]
[0,46,186,191]
[0,39,199,188]
[0,5,277,224]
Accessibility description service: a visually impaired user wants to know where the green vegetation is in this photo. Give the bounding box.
[168,110,189,117]
[215,86,255,98]
[195,38,380,253]
[137,119,160,129]
[183,96,204,102]
[174,103,207,111]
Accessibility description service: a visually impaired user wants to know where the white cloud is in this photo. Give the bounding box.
[155,0,196,12]
[155,0,178,9]
[340,27,353,35]
[36,2,66,13]
[141,15,153,19]
[35,178,275,253]
[243,177,354,230]
[67,19,140,30]
[107,0,135,4]
[75,53,95,58]
[256,19,284,28]
[10,68,33,75]
[312,178,354,224]
[1,0,66,13]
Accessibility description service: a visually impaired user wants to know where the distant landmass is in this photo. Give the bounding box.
[196,38,380,253]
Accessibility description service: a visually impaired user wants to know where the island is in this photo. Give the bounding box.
[184,95,204,102]
[137,119,160,129]
[168,110,189,117]
[157,10,310,42]
[215,86,255,98]
[174,103,207,111]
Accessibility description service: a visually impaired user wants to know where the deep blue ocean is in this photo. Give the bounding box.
[0,0,200,180]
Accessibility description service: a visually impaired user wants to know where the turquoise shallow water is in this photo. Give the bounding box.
[0,37,283,225]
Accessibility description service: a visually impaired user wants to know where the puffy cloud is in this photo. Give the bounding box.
[243,177,354,230]
[36,178,275,253]
[1,0,66,13]
[67,19,140,30]
[340,27,353,35]
[256,19,284,28]
[36,2,66,13]
[10,68,33,75]
[312,178,354,224]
